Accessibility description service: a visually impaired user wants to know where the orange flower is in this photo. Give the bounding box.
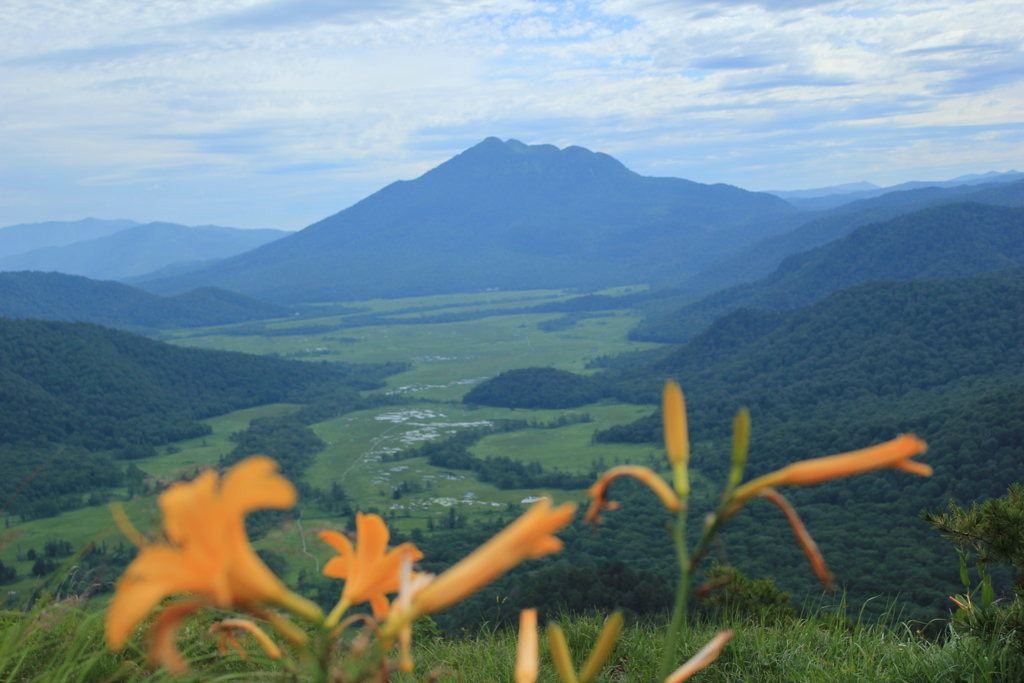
[663,382,691,496]
[210,618,282,661]
[663,630,733,683]
[516,609,538,683]
[585,465,682,526]
[388,550,435,673]
[408,497,576,616]
[105,456,321,673]
[730,434,930,509]
[320,512,424,625]
[760,488,834,590]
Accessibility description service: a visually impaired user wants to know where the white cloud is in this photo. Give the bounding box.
[0,0,1021,228]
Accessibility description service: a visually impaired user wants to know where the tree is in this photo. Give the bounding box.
[924,483,1024,598]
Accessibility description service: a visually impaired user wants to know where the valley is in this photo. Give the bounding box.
[0,286,663,602]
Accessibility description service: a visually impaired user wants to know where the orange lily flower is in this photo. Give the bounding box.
[516,609,538,683]
[663,381,690,496]
[210,618,283,661]
[105,456,321,673]
[760,488,834,590]
[663,630,733,683]
[730,434,930,510]
[320,512,424,626]
[407,497,576,616]
[585,465,682,526]
[387,550,435,673]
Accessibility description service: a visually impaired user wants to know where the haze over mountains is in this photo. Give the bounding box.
[768,170,1023,209]
[0,218,140,257]
[0,272,288,333]
[0,219,288,280]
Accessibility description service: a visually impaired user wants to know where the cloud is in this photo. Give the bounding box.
[193,0,434,31]
[1,0,1022,227]
[689,54,782,70]
[5,42,176,68]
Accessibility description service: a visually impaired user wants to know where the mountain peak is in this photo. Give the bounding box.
[432,137,630,185]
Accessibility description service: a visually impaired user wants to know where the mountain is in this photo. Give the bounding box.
[135,138,799,303]
[0,271,288,332]
[0,218,138,258]
[780,170,1023,211]
[634,201,1024,343]
[767,181,880,200]
[0,223,288,280]
[682,178,1024,296]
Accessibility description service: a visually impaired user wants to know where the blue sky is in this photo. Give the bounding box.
[2,0,1022,230]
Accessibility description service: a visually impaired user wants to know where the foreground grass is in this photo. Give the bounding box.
[4,603,1022,683]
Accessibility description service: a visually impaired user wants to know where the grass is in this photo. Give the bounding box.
[167,288,659,404]
[139,403,303,481]
[3,600,1022,682]
[0,599,283,682]
[468,403,659,473]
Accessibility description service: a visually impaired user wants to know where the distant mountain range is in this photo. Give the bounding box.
[0,271,288,333]
[0,221,288,281]
[134,137,804,302]
[632,201,1024,343]
[0,218,139,258]
[769,170,1023,210]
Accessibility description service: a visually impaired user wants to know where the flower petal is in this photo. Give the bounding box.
[411,498,576,615]
[731,434,929,508]
[760,489,834,591]
[585,465,681,526]
[220,455,297,517]
[106,548,209,650]
[320,530,354,579]
[147,599,207,674]
[664,630,733,683]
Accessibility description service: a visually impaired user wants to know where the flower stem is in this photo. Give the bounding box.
[660,507,691,680]
[325,597,351,630]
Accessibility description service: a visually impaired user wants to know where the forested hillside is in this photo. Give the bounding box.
[607,268,1024,431]
[682,179,1024,295]
[0,318,404,517]
[462,367,606,409]
[0,271,287,331]
[634,202,1024,343]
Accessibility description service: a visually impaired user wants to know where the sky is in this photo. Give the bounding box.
[2,0,1022,231]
